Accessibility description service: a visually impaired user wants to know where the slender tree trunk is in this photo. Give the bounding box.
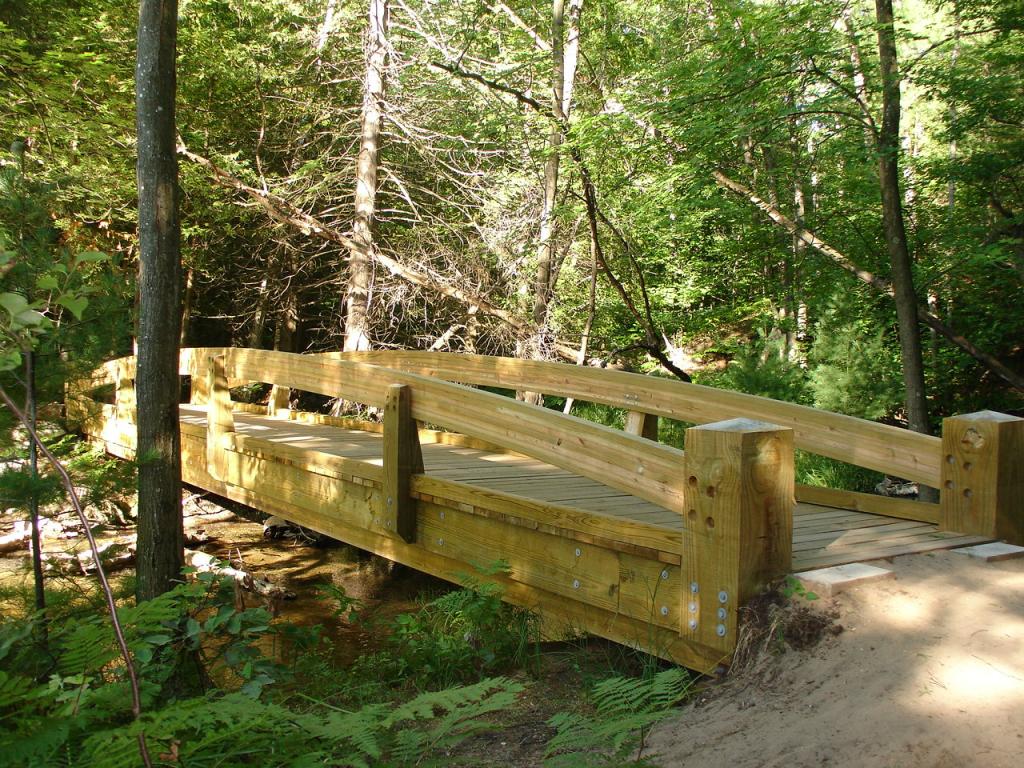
[563,214,599,414]
[344,0,388,353]
[179,267,193,346]
[874,0,930,438]
[531,0,583,358]
[135,0,184,601]
[25,350,46,623]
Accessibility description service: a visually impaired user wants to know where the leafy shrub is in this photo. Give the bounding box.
[0,570,525,768]
[361,562,539,690]
[696,332,809,404]
[807,297,903,421]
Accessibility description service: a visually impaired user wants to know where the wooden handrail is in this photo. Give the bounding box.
[179,348,690,513]
[333,350,942,487]
[123,347,943,487]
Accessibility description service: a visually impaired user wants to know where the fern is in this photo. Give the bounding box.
[544,668,692,768]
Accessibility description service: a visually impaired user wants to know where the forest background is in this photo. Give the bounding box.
[2,0,1023,442]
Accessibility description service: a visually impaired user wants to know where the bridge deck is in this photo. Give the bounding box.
[180,405,987,572]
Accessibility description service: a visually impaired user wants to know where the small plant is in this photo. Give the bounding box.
[544,667,692,767]
[780,575,818,601]
[384,561,540,689]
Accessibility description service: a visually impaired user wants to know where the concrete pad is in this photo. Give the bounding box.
[952,542,1024,562]
[794,563,895,597]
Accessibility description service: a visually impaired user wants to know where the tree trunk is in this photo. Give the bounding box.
[25,350,46,624]
[874,0,930,438]
[135,0,184,602]
[531,0,583,360]
[344,0,388,353]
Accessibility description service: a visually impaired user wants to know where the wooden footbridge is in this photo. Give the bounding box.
[68,348,1023,672]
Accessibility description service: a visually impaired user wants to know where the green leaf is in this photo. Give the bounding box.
[74,251,109,264]
[36,274,60,291]
[57,294,88,320]
[0,292,29,316]
[0,349,22,371]
[14,309,47,327]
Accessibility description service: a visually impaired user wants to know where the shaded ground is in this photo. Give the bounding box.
[646,549,1024,768]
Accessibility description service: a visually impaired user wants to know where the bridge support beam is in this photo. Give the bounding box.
[681,419,794,657]
[381,384,423,543]
[940,411,1024,545]
[624,410,658,441]
[206,354,235,482]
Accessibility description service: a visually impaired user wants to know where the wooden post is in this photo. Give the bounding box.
[624,410,658,441]
[381,383,424,542]
[189,354,209,405]
[114,359,135,423]
[206,355,235,482]
[267,385,291,418]
[681,418,793,656]
[940,410,1024,545]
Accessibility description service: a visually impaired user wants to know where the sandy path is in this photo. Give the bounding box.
[647,549,1024,768]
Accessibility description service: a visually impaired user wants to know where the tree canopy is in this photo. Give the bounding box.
[2,0,1022,427]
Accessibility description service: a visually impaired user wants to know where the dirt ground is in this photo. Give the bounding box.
[646,549,1024,768]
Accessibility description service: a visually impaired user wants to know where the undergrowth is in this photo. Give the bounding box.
[0,561,691,767]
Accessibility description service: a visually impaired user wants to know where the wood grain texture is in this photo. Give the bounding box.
[381,384,424,542]
[940,411,1024,544]
[796,484,940,524]
[681,419,794,654]
[332,350,941,486]
[205,354,234,481]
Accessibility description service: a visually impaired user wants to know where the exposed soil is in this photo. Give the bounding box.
[646,550,1024,768]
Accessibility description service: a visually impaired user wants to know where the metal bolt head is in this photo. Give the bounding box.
[660,569,669,581]
[385,520,391,529]
[575,547,582,558]
[717,607,727,620]
[437,537,444,546]
[688,619,698,631]
[718,590,728,604]
[690,581,699,594]
[439,510,445,520]
[716,624,727,637]
[572,579,581,590]
[660,605,669,616]
[386,496,393,506]
[688,601,697,613]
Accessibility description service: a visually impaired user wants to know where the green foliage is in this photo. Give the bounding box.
[352,562,539,690]
[780,575,819,602]
[0,164,112,373]
[0,571,526,768]
[795,450,885,494]
[696,332,810,404]
[807,296,904,421]
[544,667,692,767]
